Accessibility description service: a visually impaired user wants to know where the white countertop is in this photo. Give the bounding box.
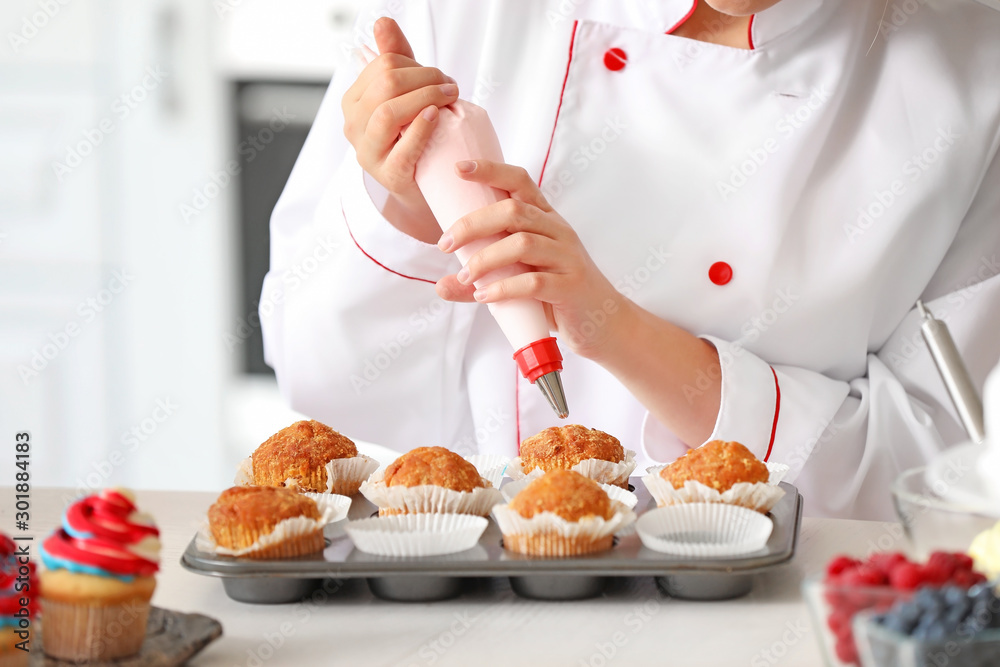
[11,488,897,666]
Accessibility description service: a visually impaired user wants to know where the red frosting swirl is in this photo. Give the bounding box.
[42,489,160,579]
[1,533,38,618]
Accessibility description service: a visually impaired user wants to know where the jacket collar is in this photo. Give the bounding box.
[633,0,825,48]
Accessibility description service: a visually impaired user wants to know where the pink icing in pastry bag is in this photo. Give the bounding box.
[360,46,568,418]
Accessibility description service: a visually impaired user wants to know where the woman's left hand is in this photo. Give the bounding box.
[435,159,626,359]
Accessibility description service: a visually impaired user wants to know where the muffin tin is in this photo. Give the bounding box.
[180,480,802,603]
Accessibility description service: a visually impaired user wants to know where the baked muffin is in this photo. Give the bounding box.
[493,470,634,557]
[208,486,324,559]
[510,470,614,522]
[520,425,623,473]
[251,420,373,495]
[660,440,769,492]
[359,447,502,517]
[38,489,160,662]
[642,440,784,513]
[514,425,636,488]
[384,447,485,493]
[1,533,36,667]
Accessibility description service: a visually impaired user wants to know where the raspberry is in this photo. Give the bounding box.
[827,555,861,578]
[950,569,985,588]
[827,607,853,635]
[844,566,887,588]
[835,635,859,665]
[952,553,975,571]
[890,562,925,591]
[928,552,958,579]
[923,564,951,587]
[868,552,908,576]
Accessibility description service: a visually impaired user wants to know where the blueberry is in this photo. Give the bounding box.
[900,603,922,624]
[971,586,994,605]
[947,598,972,621]
[915,588,940,609]
[913,617,937,640]
[884,614,913,635]
[943,586,968,606]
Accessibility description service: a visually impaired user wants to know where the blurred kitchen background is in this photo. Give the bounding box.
[1,0,372,490]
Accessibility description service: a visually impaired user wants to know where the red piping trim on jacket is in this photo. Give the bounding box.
[764,366,780,462]
[666,0,699,34]
[342,200,437,285]
[538,20,578,187]
[747,14,756,50]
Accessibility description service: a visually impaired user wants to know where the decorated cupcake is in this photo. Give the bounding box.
[492,470,635,557]
[38,489,160,662]
[360,447,503,516]
[1,533,37,667]
[508,425,637,488]
[241,420,378,495]
[642,440,786,513]
[203,486,329,559]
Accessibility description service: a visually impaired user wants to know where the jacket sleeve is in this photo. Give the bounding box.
[259,0,483,449]
[643,143,1000,521]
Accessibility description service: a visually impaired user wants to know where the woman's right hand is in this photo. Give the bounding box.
[342,17,459,242]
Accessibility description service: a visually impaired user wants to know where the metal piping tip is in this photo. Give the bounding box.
[535,371,569,419]
[917,299,931,320]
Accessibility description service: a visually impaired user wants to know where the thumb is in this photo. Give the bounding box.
[436,274,477,303]
[374,17,415,60]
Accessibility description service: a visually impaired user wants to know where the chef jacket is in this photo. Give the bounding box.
[260,0,1000,519]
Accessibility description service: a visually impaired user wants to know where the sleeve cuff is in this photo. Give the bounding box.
[698,335,780,462]
[339,156,460,282]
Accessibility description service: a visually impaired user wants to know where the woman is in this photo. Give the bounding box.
[260,0,1000,519]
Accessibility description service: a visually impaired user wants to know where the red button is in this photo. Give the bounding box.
[709,262,733,286]
[603,48,627,71]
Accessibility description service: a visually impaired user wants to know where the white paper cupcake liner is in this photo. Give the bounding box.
[302,492,352,525]
[359,468,503,516]
[635,503,773,557]
[644,460,789,484]
[500,477,638,510]
[464,454,511,488]
[195,492,344,557]
[492,501,636,555]
[506,449,637,487]
[234,454,379,495]
[642,461,787,513]
[344,513,488,557]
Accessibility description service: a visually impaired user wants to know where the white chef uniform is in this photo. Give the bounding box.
[260,0,1000,519]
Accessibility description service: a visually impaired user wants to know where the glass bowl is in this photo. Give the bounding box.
[853,606,1000,667]
[892,467,997,560]
[804,574,917,667]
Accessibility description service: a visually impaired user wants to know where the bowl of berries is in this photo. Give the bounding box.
[804,551,988,666]
[853,584,1000,667]
[893,467,998,559]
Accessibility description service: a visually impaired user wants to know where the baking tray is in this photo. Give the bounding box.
[181,480,802,603]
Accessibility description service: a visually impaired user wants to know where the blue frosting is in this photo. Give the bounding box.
[61,515,95,541]
[0,617,25,628]
[38,542,134,583]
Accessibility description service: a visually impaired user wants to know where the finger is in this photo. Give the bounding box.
[344,52,420,107]
[473,271,560,305]
[439,198,563,254]
[455,160,553,212]
[380,105,439,185]
[436,275,477,303]
[366,83,459,149]
[359,65,455,113]
[374,17,415,61]
[460,233,564,285]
